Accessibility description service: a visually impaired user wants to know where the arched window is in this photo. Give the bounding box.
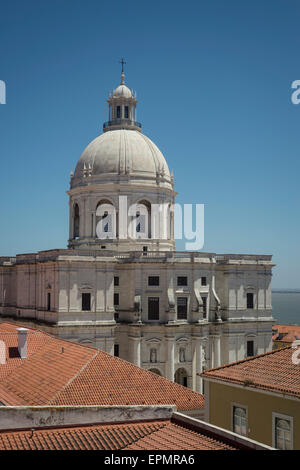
[96,201,116,239]
[233,406,247,436]
[174,368,188,387]
[275,418,292,450]
[129,200,151,239]
[73,203,80,238]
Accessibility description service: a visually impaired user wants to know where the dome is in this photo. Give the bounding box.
[72,129,172,189]
[113,84,132,98]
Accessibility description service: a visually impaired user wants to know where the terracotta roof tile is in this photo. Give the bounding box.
[0,322,204,411]
[272,324,300,343]
[202,346,300,398]
[0,419,237,451]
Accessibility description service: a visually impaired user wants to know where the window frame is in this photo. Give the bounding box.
[114,344,119,357]
[247,292,254,309]
[148,276,160,287]
[148,296,160,321]
[201,296,207,318]
[114,292,119,306]
[272,412,293,450]
[82,292,91,312]
[47,292,51,312]
[231,403,248,437]
[177,296,188,320]
[177,276,188,287]
[246,340,254,357]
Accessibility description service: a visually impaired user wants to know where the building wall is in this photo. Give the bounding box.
[0,251,274,392]
[205,380,300,449]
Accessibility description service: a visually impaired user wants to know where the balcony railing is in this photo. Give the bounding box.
[103,119,142,129]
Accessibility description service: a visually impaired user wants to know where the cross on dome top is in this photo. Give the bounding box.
[119,58,126,84]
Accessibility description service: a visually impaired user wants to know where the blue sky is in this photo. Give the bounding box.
[0,0,299,288]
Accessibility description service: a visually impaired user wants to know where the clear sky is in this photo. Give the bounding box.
[0,0,299,288]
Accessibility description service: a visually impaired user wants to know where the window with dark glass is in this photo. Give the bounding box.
[47,293,51,311]
[117,106,121,118]
[247,293,254,309]
[125,106,129,118]
[114,293,119,306]
[143,246,148,256]
[148,276,159,286]
[82,293,91,311]
[177,276,187,286]
[114,276,119,286]
[201,276,207,286]
[73,204,80,238]
[202,296,207,318]
[247,340,254,357]
[177,297,188,319]
[114,344,119,357]
[148,297,159,320]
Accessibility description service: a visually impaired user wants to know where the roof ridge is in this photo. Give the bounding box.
[202,345,291,375]
[49,350,99,404]
[122,421,170,450]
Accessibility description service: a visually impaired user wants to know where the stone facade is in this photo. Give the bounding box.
[0,69,274,393]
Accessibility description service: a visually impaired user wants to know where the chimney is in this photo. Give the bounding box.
[17,328,28,359]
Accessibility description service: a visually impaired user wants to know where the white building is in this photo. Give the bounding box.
[0,68,274,392]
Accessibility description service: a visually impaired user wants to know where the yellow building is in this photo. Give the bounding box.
[202,346,300,450]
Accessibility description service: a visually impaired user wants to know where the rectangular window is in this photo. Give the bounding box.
[274,416,292,450]
[114,276,119,286]
[247,293,254,309]
[148,276,159,286]
[177,276,187,286]
[82,293,91,311]
[202,296,207,318]
[148,297,159,320]
[47,293,51,311]
[177,297,188,319]
[117,106,121,118]
[247,340,254,357]
[114,293,119,306]
[201,276,207,286]
[114,344,119,357]
[125,106,129,118]
[233,406,247,436]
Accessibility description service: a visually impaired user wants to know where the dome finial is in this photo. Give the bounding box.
[119,57,126,84]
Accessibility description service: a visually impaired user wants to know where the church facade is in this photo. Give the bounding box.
[0,68,274,392]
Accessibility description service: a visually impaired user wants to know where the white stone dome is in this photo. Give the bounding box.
[113,84,132,98]
[72,129,172,189]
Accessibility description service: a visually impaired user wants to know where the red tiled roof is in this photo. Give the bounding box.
[0,419,237,451]
[0,323,49,380]
[0,322,204,411]
[272,324,300,343]
[202,346,300,398]
[125,421,236,450]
